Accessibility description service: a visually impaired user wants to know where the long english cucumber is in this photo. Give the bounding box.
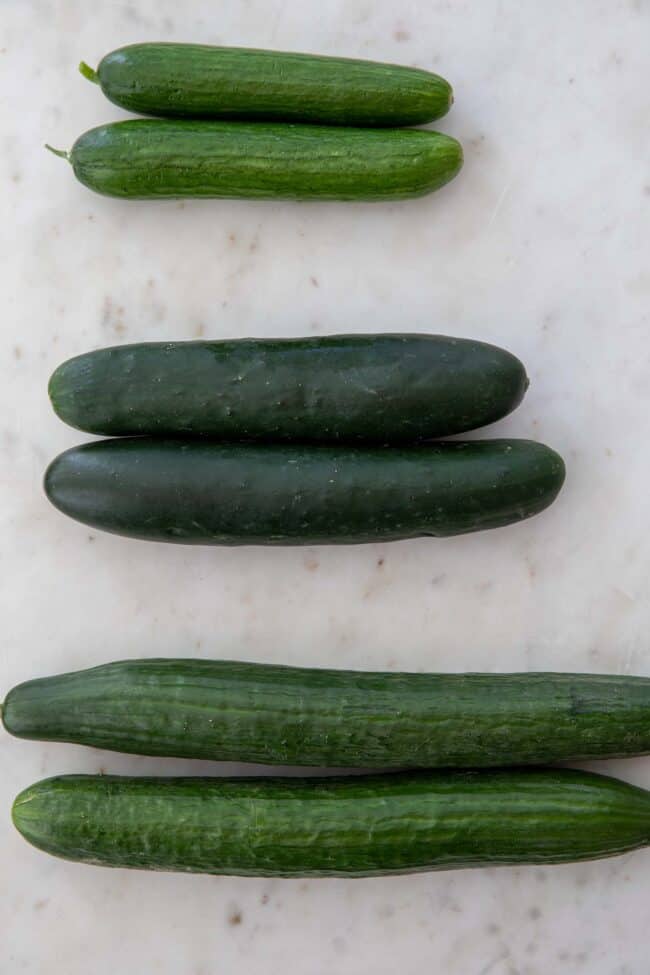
[4,660,650,769]
[12,769,650,877]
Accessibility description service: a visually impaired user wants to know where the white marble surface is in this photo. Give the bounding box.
[2,1,650,971]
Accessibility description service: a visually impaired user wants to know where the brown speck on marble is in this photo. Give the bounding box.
[393,28,411,41]
[11,171,21,183]
[310,320,320,331]
[249,235,259,253]
[542,314,553,331]
[13,345,21,359]
[87,213,95,221]
[486,922,500,935]
[101,296,112,326]
[147,277,155,288]
[568,76,575,84]
[299,881,309,892]
[33,899,49,911]
[98,766,106,775]
[304,558,319,571]
[310,275,319,287]
[260,893,269,905]
[605,447,613,456]
[228,232,237,244]
[431,573,446,586]
[177,201,186,210]
[643,185,650,196]
[377,902,395,919]
[194,323,206,337]
[228,909,242,926]
[469,134,485,153]
[528,905,542,920]
[377,557,385,568]
[114,322,127,336]
[87,535,95,543]
[221,300,228,308]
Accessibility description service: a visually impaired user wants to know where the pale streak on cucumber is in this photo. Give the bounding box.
[45,145,71,162]
[79,61,100,84]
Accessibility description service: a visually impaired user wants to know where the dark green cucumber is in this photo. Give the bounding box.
[43,439,565,545]
[13,769,650,877]
[5,661,650,768]
[48,335,528,442]
[48,120,463,201]
[81,43,453,126]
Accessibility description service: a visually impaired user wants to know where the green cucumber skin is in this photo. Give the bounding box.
[48,335,528,442]
[5,661,650,769]
[43,439,565,545]
[95,43,453,126]
[67,120,463,201]
[12,769,650,877]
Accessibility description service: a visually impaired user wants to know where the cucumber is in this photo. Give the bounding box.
[48,335,529,442]
[47,120,463,201]
[80,43,453,127]
[13,769,650,877]
[5,661,650,769]
[43,439,565,545]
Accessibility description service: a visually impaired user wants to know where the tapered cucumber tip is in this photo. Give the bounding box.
[45,144,71,162]
[79,61,100,84]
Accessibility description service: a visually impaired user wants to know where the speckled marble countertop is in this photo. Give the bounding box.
[2,1,650,972]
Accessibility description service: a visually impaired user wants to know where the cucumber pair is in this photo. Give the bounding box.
[44,334,565,545]
[49,43,463,200]
[7,659,650,877]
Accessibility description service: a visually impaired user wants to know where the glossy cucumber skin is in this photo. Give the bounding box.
[5,661,650,769]
[95,43,453,126]
[43,439,565,545]
[48,335,528,442]
[68,120,463,201]
[12,769,650,877]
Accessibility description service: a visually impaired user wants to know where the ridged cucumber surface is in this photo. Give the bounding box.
[4,660,650,768]
[49,120,463,201]
[48,334,528,442]
[82,43,453,126]
[43,439,565,545]
[12,769,650,877]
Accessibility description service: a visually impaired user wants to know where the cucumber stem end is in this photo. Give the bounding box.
[45,144,71,162]
[79,61,99,84]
